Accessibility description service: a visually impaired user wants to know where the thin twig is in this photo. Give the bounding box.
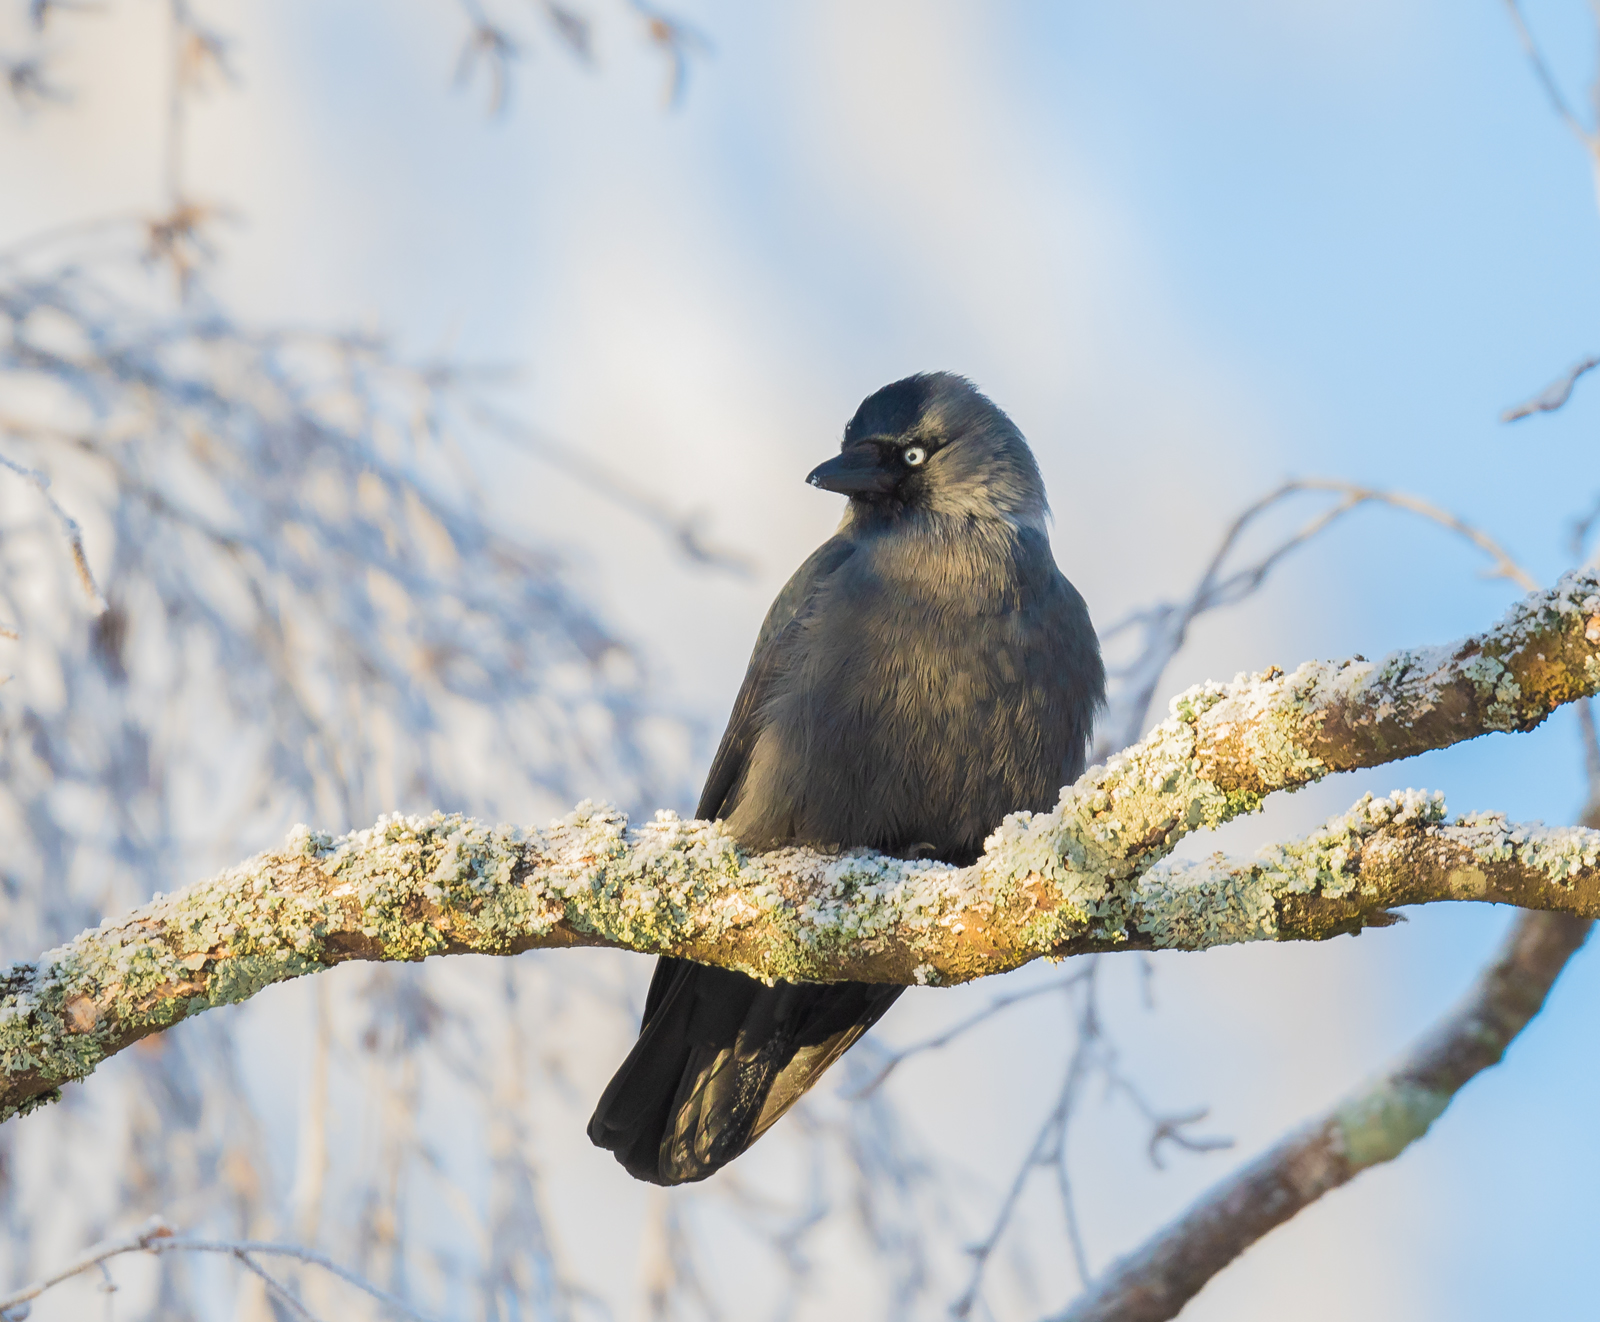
[630,0,712,109]
[847,970,1094,1098]
[1053,910,1593,1322]
[954,964,1230,1316]
[0,447,107,612]
[1284,479,1538,590]
[1501,0,1599,147]
[453,5,520,116]
[0,1220,442,1321]
[178,1240,440,1319]
[1097,477,1536,756]
[471,402,756,575]
[1567,489,1600,567]
[1578,700,1600,820]
[954,1070,1068,1319]
[0,1217,174,1311]
[1502,354,1600,422]
[233,1249,321,1322]
[1050,972,1103,1289]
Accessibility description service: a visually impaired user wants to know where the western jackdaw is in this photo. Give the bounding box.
[588,372,1104,1185]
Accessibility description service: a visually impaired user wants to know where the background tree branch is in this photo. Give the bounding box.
[1055,907,1592,1322]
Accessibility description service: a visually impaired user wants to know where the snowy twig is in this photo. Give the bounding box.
[0,1216,440,1322]
[0,1216,174,1314]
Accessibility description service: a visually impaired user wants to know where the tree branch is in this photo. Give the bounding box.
[0,1213,442,1322]
[4,571,1600,1122]
[1500,353,1600,422]
[1052,908,1591,1322]
[0,1215,175,1315]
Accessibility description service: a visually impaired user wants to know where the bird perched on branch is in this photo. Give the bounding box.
[588,372,1104,1184]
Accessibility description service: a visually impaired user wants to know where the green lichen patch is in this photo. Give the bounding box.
[1336,1081,1449,1169]
[526,803,762,954]
[311,810,536,959]
[1442,812,1600,886]
[1131,790,1448,950]
[1459,653,1523,731]
[1133,856,1277,949]
[1261,789,1448,900]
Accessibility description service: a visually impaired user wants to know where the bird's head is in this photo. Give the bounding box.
[807,373,1048,531]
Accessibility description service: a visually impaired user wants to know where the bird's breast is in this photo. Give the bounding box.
[723,533,1095,863]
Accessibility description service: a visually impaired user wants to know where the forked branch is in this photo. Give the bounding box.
[3,572,1600,1122]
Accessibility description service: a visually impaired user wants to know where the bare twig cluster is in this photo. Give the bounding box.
[0,5,713,1310]
[1498,2,1600,421]
[1055,909,1592,1322]
[0,1214,443,1322]
[451,0,709,113]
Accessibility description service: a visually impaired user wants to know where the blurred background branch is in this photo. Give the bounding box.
[1055,907,1593,1322]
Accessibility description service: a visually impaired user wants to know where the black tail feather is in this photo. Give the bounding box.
[587,958,903,1185]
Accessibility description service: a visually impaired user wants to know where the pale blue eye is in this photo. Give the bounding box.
[902,446,927,467]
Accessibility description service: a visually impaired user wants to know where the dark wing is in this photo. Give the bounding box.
[589,534,896,1185]
[694,534,856,822]
[644,532,856,1045]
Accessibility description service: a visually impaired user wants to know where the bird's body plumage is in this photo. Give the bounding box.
[588,373,1103,1184]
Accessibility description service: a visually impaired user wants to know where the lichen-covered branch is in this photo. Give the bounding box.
[1054,908,1592,1322]
[4,572,1600,1123]
[991,568,1600,941]
[1132,789,1600,947]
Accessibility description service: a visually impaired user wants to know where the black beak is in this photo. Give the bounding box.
[806,446,898,497]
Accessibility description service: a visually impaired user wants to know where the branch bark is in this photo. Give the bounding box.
[4,571,1600,1122]
[1054,908,1591,1322]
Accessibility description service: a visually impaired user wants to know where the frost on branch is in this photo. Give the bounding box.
[3,571,1600,1122]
